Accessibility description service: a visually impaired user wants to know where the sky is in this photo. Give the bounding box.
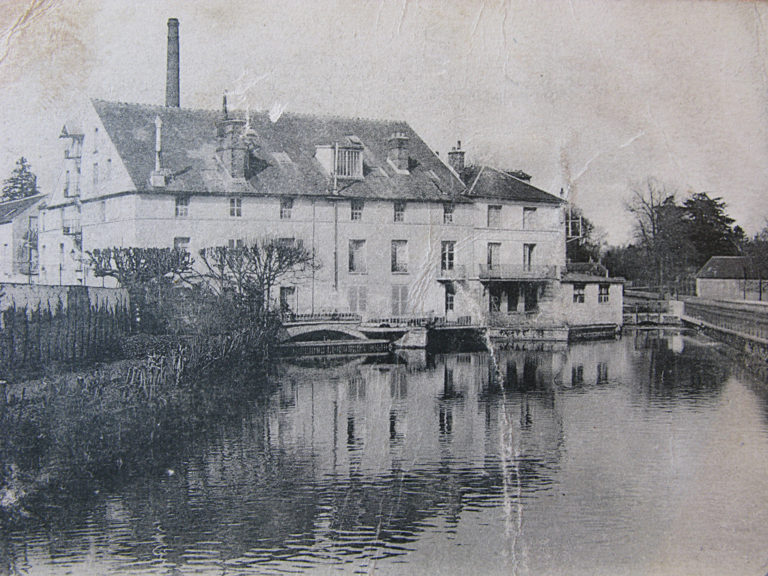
[0,0,766,245]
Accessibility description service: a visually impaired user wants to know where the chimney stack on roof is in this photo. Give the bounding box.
[447,140,465,175]
[387,132,410,172]
[151,115,171,187]
[165,18,180,107]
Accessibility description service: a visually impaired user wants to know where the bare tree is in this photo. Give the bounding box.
[625,178,679,289]
[87,247,194,331]
[198,238,317,318]
[88,247,194,287]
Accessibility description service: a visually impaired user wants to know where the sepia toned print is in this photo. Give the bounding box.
[1,2,767,575]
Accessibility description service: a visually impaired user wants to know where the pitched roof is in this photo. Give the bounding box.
[92,100,467,202]
[696,256,762,279]
[463,166,563,204]
[0,195,44,224]
[562,272,625,284]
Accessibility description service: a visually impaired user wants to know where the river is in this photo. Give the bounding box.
[3,329,768,575]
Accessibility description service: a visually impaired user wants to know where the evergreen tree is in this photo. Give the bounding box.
[681,192,741,266]
[2,157,39,201]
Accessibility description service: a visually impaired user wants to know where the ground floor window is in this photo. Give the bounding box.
[348,286,367,313]
[489,287,501,313]
[572,364,584,386]
[280,286,296,314]
[488,283,521,313]
[391,285,408,315]
[445,283,455,313]
[524,284,538,312]
[597,362,609,384]
[173,237,190,252]
[599,283,610,303]
[507,284,519,312]
[573,283,586,304]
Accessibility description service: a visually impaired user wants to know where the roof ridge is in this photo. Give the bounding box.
[91,98,410,126]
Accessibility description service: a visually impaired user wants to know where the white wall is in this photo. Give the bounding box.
[559,281,623,327]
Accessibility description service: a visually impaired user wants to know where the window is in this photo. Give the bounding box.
[487,242,500,271]
[351,199,363,221]
[99,201,106,222]
[506,285,519,313]
[573,283,585,304]
[280,197,293,219]
[348,239,367,273]
[230,197,242,217]
[523,243,535,270]
[523,207,536,229]
[597,362,609,384]
[572,365,584,386]
[599,284,610,303]
[441,241,455,271]
[391,285,408,315]
[348,286,368,313]
[443,202,454,224]
[391,240,408,273]
[173,236,190,251]
[92,162,99,188]
[106,158,112,181]
[93,127,99,153]
[487,205,501,228]
[228,239,244,249]
[64,170,71,197]
[489,286,502,312]
[280,287,296,314]
[175,196,189,217]
[445,283,455,313]
[394,201,405,222]
[336,147,363,179]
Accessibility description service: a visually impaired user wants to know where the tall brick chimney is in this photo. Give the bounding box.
[165,18,180,107]
[387,132,410,172]
[448,140,465,175]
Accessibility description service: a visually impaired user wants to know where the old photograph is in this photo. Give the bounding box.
[1,1,767,574]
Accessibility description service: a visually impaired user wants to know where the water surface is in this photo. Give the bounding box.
[4,330,768,575]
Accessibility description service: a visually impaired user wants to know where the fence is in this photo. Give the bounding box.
[683,299,768,343]
[0,296,131,374]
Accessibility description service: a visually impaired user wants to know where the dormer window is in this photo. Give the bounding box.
[336,147,363,179]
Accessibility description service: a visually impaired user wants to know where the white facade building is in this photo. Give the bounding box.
[38,99,593,327]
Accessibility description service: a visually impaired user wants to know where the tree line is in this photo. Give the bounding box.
[568,178,768,294]
[87,238,317,338]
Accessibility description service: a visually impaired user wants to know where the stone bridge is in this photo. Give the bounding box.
[280,320,370,343]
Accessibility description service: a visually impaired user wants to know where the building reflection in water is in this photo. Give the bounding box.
[0,331,739,575]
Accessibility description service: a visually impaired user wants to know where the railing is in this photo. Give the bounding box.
[478,264,558,280]
[683,299,768,342]
[438,264,467,280]
[364,315,474,327]
[283,312,362,324]
[486,311,539,327]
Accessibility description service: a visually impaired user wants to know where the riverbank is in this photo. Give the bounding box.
[679,298,768,380]
[4,335,766,576]
[0,319,279,524]
[0,343,275,525]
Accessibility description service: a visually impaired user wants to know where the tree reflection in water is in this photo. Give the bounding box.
[3,330,766,576]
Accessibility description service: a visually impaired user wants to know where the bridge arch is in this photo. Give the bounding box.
[281,323,369,343]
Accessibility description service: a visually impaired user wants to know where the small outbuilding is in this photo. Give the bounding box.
[696,256,766,301]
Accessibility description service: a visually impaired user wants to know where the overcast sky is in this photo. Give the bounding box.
[0,0,766,244]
